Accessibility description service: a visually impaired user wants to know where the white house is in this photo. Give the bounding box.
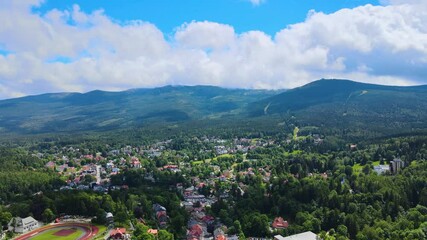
[9,216,39,233]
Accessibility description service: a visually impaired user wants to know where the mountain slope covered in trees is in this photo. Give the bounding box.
[1,79,427,135]
[250,79,427,132]
[0,86,279,134]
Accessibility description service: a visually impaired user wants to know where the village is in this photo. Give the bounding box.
[3,132,406,240]
[15,136,319,239]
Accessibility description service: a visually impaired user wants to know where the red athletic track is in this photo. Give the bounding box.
[14,222,99,240]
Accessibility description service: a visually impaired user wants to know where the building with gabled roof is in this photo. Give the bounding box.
[8,216,39,233]
[272,217,289,229]
[109,228,128,239]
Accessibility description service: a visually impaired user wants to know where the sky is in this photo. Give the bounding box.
[0,0,427,99]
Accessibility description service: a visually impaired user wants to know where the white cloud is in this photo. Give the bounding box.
[175,21,235,50]
[0,0,426,99]
[247,0,266,6]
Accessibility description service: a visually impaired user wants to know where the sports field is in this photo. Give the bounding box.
[30,227,84,240]
[14,222,99,240]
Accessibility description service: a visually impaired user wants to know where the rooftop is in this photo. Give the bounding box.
[274,231,318,240]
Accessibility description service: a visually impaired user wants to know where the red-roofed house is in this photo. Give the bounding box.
[202,215,215,223]
[272,217,289,229]
[45,161,55,169]
[131,159,141,169]
[188,224,203,239]
[110,228,127,239]
[216,235,227,240]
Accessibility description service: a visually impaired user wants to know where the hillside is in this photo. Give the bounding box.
[2,79,427,135]
[250,79,427,132]
[0,86,279,134]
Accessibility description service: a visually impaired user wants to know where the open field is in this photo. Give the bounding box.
[31,228,84,240]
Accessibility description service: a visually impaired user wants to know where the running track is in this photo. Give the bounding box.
[14,222,99,240]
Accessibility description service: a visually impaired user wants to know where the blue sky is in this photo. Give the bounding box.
[36,0,381,35]
[0,0,426,99]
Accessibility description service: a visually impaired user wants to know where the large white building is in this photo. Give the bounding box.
[9,216,39,233]
[374,165,390,175]
[274,231,320,240]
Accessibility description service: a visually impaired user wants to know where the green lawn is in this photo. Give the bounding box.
[353,161,381,173]
[190,160,204,165]
[93,224,108,240]
[31,228,84,240]
[215,154,233,160]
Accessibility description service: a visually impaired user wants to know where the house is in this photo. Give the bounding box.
[9,216,39,233]
[109,228,128,239]
[274,231,319,240]
[131,160,141,169]
[45,161,55,169]
[106,162,114,169]
[187,224,203,239]
[147,150,162,158]
[216,235,227,240]
[184,186,196,196]
[184,195,207,203]
[162,165,180,172]
[272,217,289,229]
[156,211,168,227]
[201,215,215,224]
[182,201,194,211]
[147,229,158,235]
[131,157,142,169]
[153,204,168,228]
[106,212,114,223]
[214,228,226,240]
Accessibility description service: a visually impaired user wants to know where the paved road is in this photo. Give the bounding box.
[96,165,102,184]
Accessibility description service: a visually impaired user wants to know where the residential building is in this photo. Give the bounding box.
[272,217,289,229]
[390,158,404,174]
[109,228,128,239]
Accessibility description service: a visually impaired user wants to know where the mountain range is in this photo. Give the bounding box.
[1,79,427,135]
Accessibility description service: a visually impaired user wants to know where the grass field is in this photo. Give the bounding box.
[191,160,204,165]
[92,224,107,239]
[192,153,235,165]
[31,228,84,240]
[353,161,380,173]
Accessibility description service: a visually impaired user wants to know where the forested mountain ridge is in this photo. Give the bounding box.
[250,79,427,131]
[0,85,280,134]
[1,79,427,135]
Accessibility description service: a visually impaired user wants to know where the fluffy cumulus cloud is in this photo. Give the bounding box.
[0,0,426,99]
